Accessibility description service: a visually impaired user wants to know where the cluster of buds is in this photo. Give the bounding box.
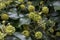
[0,0,13,10]
[0,0,59,40]
[1,13,9,20]
[28,12,42,22]
[21,30,43,39]
[0,21,15,39]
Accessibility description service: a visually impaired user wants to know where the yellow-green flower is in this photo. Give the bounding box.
[22,30,30,37]
[5,24,15,35]
[0,31,5,40]
[20,4,25,10]
[42,6,49,14]
[5,0,12,5]
[28,12,35,19]
[28,12,42,22]
[0,2,6,9]
[28,5,35,12]
[35,31,43,39]
[33,14,42,22]
[1,13,9,20]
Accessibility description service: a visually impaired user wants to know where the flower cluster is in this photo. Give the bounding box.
[1,13,9,20]
[0,0,59,40]
[5,23,15,35]
[0,21,15,39]
[0,2,6,9]
[22,30,30,37]
[35,31,43,39]
[0,0,13,10]
[28,12,42,22]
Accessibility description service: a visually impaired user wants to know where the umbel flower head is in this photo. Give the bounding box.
[5,23,15,35]
[35,31,43,39]
[28,5,35,12]
[0,31,5,40]
[1,13,9,20]
[5,0,13,5]
[42,6,49,14]
[28,12,42,22]
[33,13,42,22]
[28,12,35,19]
[20,4,25,10]
[0,2,6,10]
[22,30,30,37]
